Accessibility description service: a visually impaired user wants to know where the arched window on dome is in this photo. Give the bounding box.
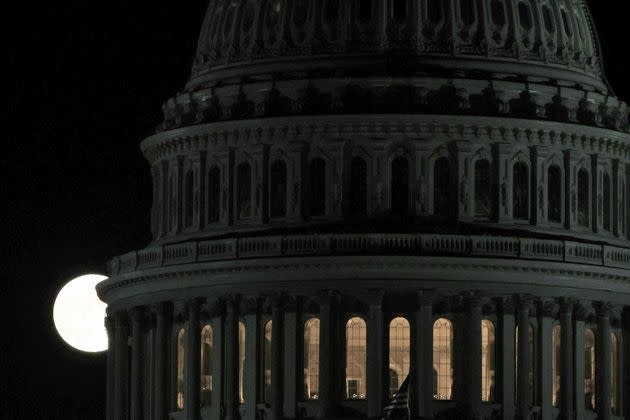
[184,169,194,228]
[459,0,475,26]
[391,157,409,215]
[393,0,407,23]
[584,328,596,410]
[611,332,619,414]
[490,0,506,27]
[270,160,287,218]
[349,156,368,217]
[237,162,252,220]
[207,166,221,224]
[513,162,530,220]
[518,1,533,31]
[552,324,561,407]
[561,8,573,38]
[310,158,327,217]
[389,317,411,397]
[578,169,590,227]
[345,317,367,400]
[303,318,320,400]
[239,321,246,404]
[263,320,273,403]
[201,325,213,407]
[542,5,555,33]
[603,172,611,231]
[474,159,492,218]
[426,0,444,24]
[481,320,496,402]
[433,318,453,400]
[515,324,535,403]
[548,165,562,223]
[433,157,450,216]
[176,327,186,410]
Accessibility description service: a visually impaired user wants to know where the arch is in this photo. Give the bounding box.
[349,156,368,217]
[584,328,595,410]
[184,169,194,228]
[303,318,320,400]
[391,156,410,215]
[611,332,619,414]
[207,166,221,224]
[603,172,611,231]
[548,165,562,223]
[201,325,213,407]
[578,169,590,227]
[433,318,453,400]
[263,320,273,403]
[177,328,185,410]
[270,160,288,218]
[310,158,327,217]
[239,321,246,404]
[237,162,252,220]
[474,159,492,218]
[389,317,411,396]
[481,320,496,402]
[433,157,450,215]
[345,317,367,399]
[552,324,561,407]
[513,162,530,220]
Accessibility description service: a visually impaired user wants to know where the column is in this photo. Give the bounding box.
[271,297,285,420]
[225,296,239,420]
[105,314,115,420]
[559,300,575,420]
[319,292,339,419]
[463,293,482,419]
[114,311,130,420]
[366,291,385,419]
[622,307,629,420]
[516,296,532,420]
[573,304,588,420]
[153,303,171,420]
[283,298,298,419]
[210,300,225,420]
[455,140,474,221]
[499,297,516,420]
[243,298,259,420]
[185,299,201,420]
[130,307,144,420]
[413,291,433,419]
[596,303,612,420]
[539,300,554,420]
[495,143,513,223]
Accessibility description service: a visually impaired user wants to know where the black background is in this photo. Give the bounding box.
[3,2,629,418]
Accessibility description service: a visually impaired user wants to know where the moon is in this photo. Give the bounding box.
[53,274,109,353]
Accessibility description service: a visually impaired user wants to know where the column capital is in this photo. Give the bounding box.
[416,290,437,307]
[314,290,341,307]
[202,298,225,318]
[574,301,595,321]
[496,296,516,314]
[186,297,202,313]
[514,294,536,313]
[539,298,559,318]
[240,295,260,315]
[461,290,484,309]
[595,301,619,319]
[359,289,385,307]
[114,310,129,326]
[558,297,576,313]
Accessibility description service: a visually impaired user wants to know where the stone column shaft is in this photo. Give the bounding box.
[560,303,574,419]
[500,300,516,420]
[463,296,482,419]
[105,316,115,420]
[596,308,612,420]
[283,304,298,419]
[225,297,239,420]
[210,308,224,420]
[413,292,433,419]
[319,294,338,419]
[517,299,532,420]
[573,318,586,419]
[185,300,201,420]
[130,308,143,420]
[153,303,170,420]
[271,299,284,420]
[367,299,384,418]
[540,312,553,420]
[114,312,130,420]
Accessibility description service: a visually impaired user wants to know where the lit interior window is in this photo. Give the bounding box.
[481,320,496,402]
[304,318,320,400]
[239,321,246,404]
[177,328,185,410]
[584,328,596,410]
[433,318,453,400]
[611,332,619,413]
[263,321,273,404]
[389,317,411,396]
[345,317,367,399]
[201,325,213,407]
[552,325,561,407]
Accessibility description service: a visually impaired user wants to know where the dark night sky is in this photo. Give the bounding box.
[3,2,629,418]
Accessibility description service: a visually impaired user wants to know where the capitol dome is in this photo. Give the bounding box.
[98,1,629,420]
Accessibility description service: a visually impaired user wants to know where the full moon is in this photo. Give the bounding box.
[53,274,109,353]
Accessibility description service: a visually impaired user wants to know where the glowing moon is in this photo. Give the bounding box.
[53,274,109,353]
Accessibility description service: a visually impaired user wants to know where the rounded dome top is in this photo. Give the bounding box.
[189,0,607,91]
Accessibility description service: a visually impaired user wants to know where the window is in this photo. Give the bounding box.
[513,163,529,220]
[578,169,590,227]
[177,328,185,410]
[427,0,443,23]
[304,318,320,400]
[552,325,561,407]
[201,325,213,407]
[345,317,367,400]
[207,166,221,223]
[359,0,372,22]
[433,318,453,400]
[185,169,194,228]
[270,160,287,218]
[491,0,506,26]
[310,158,326,216]
[239,321,246,404]
[389,317,411,396]
[542,5,554,32]
[237,163,252,220]
[393,0,407,23]
[434,157,450,215]
[561,9,572,37]
[518,2,533,30]
[349,157,368,217]
[603,173,611,231]
[459,0,475,25]
[611,333,619,414]
[584,328,595,410]
[548,166,562,223]
[391,157,409,215]
[481,320,496,403]
[475,160,492,218]
[263,321,273,403]
[515,324,535,403]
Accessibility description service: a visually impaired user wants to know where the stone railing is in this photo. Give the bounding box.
[107,234,630,276]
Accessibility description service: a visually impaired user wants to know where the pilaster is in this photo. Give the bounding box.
[455,140,474,221]
[495,143,513,223]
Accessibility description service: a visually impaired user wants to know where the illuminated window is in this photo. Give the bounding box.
[515,324,535,403]
[177,328,185,410]
[433,157,450,215]
[263,321,273,403]
[310,158,326,216]
[584,328,595,410]
[184,169,194,228]
[433,318,453,400]
[548,165,562,223]
[270,161,287,218]
[349,157,367,217]
[239,321,246,404]
[513,163,529,220]
[389,317,411,396]
[552,325,561,407]
[391,157,409,215]
[237,163,251,220]
[474,160,492,218]
[611,333,619,414]
[207,166,220,223]
[201,325,213,407]
[603,173,611,231]
[578,169,590,227]
[345,317,367,399]
[481,320,496,402]
[304,318,320,400]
